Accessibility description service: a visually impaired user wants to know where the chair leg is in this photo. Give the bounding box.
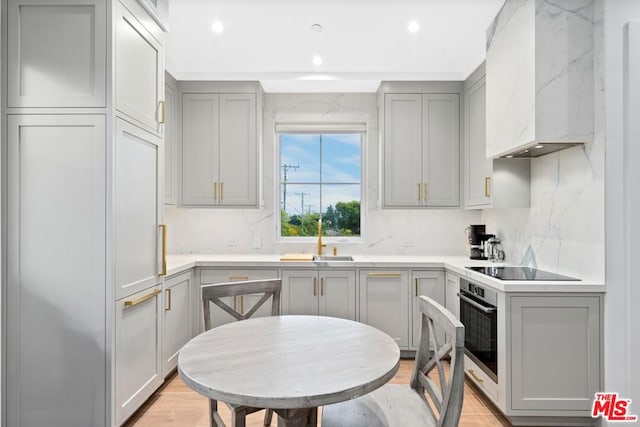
[264,408,274,426]
[232,407,247,427]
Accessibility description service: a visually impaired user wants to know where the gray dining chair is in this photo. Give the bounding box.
[201,278,282,427]
[321,295,465,427]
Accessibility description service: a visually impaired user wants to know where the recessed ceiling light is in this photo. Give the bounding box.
[505,155,514,158]
[211,20,224,33]
[408,20,420,33]
[312,55,323,66]
[311,23,323,32]
[534,144,544,149]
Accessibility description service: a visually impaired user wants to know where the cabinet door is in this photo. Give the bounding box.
[164,76,178,205]
[116,0,164,134]
[465,76,492,207]
[163,271,192,377]
[410,271,445,349]
[6,0,106,108]
[197,269,279,333]
[182,93,220,206]
[383,94,422,207]
[510,295,601,411]
[281,270,319,316]
[114,118,163,300]
[6,115,106,427]
[444,272,460,319]
[422,94,460,207]
[115,286,163,425]
[219,93,258,206]
[319,270,357,320]
[359,271,409,349]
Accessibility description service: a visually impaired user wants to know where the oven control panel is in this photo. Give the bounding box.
[460,278,497,306]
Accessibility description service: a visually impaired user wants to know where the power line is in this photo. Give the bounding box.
[281,163,299,210]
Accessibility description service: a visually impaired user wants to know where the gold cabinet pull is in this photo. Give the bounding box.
[468,369,484,384]
[367,272,401,278]
[320,277,324,296]
[415,278,418,296]
[220,182,224,201]
[484,176,491,197]
[159,224,167,276]
[424,183,428,201]
[417,183,421,201]
[229,276,249,281]
[213,182,217,201]
[158,100,166,124]
[165,288,172,311]
[125,288,161,308]
[313,277,317,296]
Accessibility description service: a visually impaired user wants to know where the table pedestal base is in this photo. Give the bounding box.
[275,407,318,427]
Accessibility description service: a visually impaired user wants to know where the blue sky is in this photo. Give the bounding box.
[280,133,361,215]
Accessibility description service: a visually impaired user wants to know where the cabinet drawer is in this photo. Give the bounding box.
[200,269,279,284]
[465,354,499,404]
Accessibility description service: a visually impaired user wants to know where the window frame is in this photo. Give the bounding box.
[275,124,366,242]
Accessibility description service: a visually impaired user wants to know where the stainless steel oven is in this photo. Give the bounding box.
[458,278,498,382]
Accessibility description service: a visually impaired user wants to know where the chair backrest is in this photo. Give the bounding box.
[410,295,465,427]
[201,279,282,331]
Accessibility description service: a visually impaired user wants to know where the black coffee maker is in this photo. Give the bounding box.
[466,224,495,260]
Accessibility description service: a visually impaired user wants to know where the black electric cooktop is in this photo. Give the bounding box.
[466,266,580,281]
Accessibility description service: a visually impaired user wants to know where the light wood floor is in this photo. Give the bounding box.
[125,359,511,427]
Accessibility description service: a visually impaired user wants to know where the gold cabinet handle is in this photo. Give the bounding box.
[158,100,166,124]
[417,183,421,201]
[424,183,428,201]
[125,288,161,308]
[213,182,217,201]
[220,182,224,201]
[320,277,324,296]
[367,272,401,278]
[165,288,172,311]
[229,276,249,281]
[313,277,317,296]
[159,224,167,276]
[484,176,491,197]
[468,369,484,384]
[415,278,418,296]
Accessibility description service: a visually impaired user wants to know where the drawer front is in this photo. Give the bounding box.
[465,354,499,404]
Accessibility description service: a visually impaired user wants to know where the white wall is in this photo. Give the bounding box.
[166,93,480,255]
[603,0,640,420]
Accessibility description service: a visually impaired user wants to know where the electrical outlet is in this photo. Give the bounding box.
[402,240,415,248]
[226,239,238,247]
[253,236,262,249]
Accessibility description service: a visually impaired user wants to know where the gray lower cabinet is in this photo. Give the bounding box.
[359,270,410,349]
[114,285,163,426]
[162,271,192,377]
[508,295,602,414]
[410,270,445,349]
[444,271,460,319]
[196,269,279,333]
[281,270,358,320]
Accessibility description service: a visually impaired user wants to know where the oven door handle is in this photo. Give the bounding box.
[457,293,496,314]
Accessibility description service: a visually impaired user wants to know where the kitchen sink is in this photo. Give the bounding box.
[312,255,354,262]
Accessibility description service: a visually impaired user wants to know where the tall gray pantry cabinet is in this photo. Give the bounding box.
[2,1,166,426]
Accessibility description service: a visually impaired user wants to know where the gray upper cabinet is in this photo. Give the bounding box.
[164,74,178,205]
[116,0,164,135]
[7,0,107,108]
[382,89,460,208]
[464,64,530,209]
[182,92,258,207]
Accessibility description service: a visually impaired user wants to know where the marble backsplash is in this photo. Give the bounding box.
[166,92,481,257]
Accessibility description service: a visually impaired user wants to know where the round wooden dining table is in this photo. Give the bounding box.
[178,315,400,427]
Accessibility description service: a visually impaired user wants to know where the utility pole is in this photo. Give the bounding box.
[305,204,313,214]
[295,192,310,215]
[281,163,299,210]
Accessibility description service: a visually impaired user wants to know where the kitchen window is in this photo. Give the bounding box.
[277,126,363,238]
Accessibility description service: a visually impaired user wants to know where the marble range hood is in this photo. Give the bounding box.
[485,0,594,160]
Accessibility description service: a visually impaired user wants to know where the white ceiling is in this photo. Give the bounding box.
[166,0,505,92]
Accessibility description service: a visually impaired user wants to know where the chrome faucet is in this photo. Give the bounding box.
[317,219,327,256]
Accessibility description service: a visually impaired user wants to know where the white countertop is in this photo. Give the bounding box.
[166,254,605,293]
